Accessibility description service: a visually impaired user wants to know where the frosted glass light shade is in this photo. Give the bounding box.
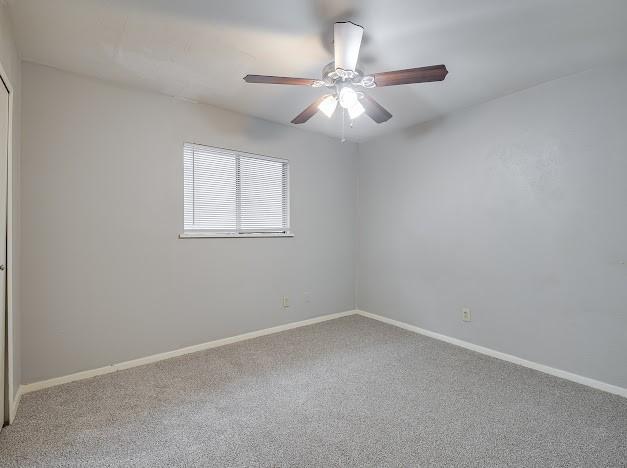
[348,100,365,119]
[339,87,358,109]
[318,95,338,118]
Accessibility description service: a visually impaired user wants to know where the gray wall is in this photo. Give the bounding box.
[20,59,627,390]
[0,3,21,403]
[21,62,357,384]
[357,64,627,388]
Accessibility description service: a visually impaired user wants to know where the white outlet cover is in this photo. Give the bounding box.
[462,308,471,322]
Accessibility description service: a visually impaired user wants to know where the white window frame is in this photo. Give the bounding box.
[180,143,293,238]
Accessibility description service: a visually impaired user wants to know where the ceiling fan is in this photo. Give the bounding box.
[243,21,448,126]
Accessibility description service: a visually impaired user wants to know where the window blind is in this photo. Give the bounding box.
[184,143,289,234]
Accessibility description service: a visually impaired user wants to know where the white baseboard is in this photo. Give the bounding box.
[19,310,359,397]
[14,308,625,420]
[356,310,627,399]
[9,385,23,423]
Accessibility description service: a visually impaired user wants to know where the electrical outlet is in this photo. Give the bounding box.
[282,296,289,308]
[462,307,471,322]
[304,292,312,303]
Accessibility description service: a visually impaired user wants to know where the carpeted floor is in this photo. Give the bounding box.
[1,315,626,467]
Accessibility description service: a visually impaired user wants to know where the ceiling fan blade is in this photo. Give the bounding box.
[361,94,392,123]
[243,75,317,86]
[334,21,363,72]
[291,95,327,124]
[373,65,448,87]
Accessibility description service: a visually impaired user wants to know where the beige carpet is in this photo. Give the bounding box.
[1,315,626,466]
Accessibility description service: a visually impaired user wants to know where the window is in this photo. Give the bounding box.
[182,143,291,237]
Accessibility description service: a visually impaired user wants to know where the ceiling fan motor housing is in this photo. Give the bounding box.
[314,62,375,90]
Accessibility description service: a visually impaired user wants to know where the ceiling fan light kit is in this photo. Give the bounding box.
[243,21,448,135]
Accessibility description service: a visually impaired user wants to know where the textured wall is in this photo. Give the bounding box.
[21,62,357,383]
[357,64,627,388]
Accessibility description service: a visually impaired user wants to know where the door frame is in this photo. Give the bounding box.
[0,58,16,424]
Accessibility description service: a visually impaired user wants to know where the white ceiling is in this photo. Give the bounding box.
[8,0,627,142]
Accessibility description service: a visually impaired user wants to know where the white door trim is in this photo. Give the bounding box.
[0,57,16,424]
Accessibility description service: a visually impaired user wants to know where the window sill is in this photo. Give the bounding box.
[179,232,294,239]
